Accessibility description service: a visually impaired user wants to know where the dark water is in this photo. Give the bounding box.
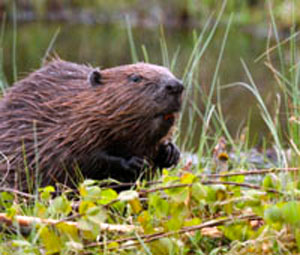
[4,22,276,150]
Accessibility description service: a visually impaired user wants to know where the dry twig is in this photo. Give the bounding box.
[199,167,300,179]
[0,213,142,233]
[139,180,282,195]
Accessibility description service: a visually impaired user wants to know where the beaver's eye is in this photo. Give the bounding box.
[129,74,143,83]
[89,70,102,87]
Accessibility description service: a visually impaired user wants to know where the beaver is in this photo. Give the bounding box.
[0,59,183,191]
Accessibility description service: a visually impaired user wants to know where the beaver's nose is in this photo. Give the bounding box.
[165,79,184,94]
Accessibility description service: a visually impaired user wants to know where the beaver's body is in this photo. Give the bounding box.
[0,59,183,190]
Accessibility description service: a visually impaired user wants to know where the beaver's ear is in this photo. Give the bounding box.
[88,69,102,87]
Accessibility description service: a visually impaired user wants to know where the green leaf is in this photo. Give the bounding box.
[149,194,169,218]
[34,202,47,218]
[223,173,245,183]
[149,238,175,255]
[79,183,88,197]
[263,174,280,190]
[79,180,98,198]
[56,222,80,242]
[129,198,142,214]
[165,202,187,231]
[281,201,300,226]
[85,186,102,201]
[264,205,283,223]
[206,185,226,202]
[222,222,253,241]
[86,207,107,225]
[82,179,97,186]
[98,189,118,205]
[77,218,93,231]
[169,187,189,203]
[77,205,102,239]
[191,183,207,202]
[0,192,14,208]
[138,210,154,234]
[183,217,202,227]
[49,195,72,215]
[162,169,169,177]
[6,207,17,218]
[111,200,126,214]
[0,192,14,201]
[39,186,55,201]
[40,226,62,254]
[162,170,180,184]
[79,201,96,215]
[180,172,197,184]
[107,241,119,250]
[118,190,142,214]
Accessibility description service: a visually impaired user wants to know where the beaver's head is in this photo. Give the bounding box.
[71,62,183,155]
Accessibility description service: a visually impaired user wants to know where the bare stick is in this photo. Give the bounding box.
[0,187,35,199]
[139,180,282,195]
[199,167,300,178]
[0,213,142,233]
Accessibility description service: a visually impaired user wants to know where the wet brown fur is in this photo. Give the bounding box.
[0,59,181,190]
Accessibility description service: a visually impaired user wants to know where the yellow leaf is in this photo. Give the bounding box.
[129,198,142,214]
[40,226,62,254]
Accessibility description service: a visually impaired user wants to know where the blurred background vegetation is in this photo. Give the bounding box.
[2,0,300,27]
[2,0,299,150]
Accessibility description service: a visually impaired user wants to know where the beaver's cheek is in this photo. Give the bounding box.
[149,115,175,140]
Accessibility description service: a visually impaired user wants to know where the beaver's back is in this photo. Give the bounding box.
[0,60,95,188]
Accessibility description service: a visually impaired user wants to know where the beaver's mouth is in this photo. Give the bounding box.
[150,107,181,139]
[163,113,176,121]
[156,107,181,124]
[162,113,177,126]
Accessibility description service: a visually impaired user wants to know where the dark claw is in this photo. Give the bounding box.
[121,156,145,173]
[154,142,180,168]
[128,156,145,171]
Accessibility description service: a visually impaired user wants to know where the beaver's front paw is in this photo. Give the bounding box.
[154,142,180,169]
[121,156,145,173]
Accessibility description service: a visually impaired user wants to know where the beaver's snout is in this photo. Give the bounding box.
[165,79,184,95]
[162,78,184,115]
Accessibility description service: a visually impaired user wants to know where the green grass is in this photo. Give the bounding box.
[0,13,7,93]
[12,0,17,83]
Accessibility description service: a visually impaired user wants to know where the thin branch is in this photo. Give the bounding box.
[0,188,35,198]
[139,180,282,195]
[202,180,282,194]
[0,213,142,233]
[87,214,261,249]
[198,167,300,178]
[104,174,285,208]
[103,167,300,190]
